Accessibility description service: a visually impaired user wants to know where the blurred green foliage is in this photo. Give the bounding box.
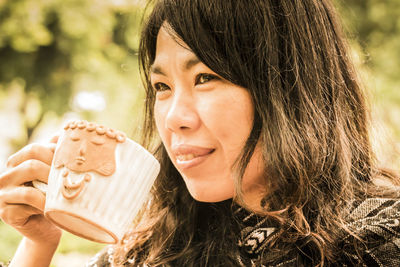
[335,0,400,166]
[0,0,400,265]
[0,221,21,263]
[0,221,105,265]
[0,0,145,150]
[0,0,145,264]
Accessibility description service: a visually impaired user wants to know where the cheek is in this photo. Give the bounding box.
[68,141,80,155]
[154,103,163,131]
[86,144,100,160]
[200,93,253,153]
[154,102,169,142]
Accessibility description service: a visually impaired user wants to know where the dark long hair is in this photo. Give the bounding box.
[114,0,399,266]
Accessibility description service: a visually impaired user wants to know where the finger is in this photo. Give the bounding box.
[50,134,59,144]
[7,142,56,168]
[0,160,50,189]
[0,186,46,212]
[0,204,43,227]
[32,180,48,194]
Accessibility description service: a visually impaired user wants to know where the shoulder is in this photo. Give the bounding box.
[340,198,400,266]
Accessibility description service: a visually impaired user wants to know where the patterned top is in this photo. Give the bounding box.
[1,200,397,266]
[85,197,400,266]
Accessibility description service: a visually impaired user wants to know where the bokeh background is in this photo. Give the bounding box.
[0,0,399,266]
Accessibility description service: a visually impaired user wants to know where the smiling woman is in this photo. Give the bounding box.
[1,0,400,266]
[151,24,262,204]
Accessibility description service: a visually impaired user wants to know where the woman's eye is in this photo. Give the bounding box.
[196,73,218,85]
[153,82,170,92]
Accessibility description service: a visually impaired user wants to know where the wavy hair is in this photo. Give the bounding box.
[114,0,399,266]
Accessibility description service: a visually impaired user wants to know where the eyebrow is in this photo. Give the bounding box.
[150,57,201,76]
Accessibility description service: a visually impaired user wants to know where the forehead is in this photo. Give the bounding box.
[157,23,191,51]
[151,25,198,66]
[66,128,105,139]
[150,25,202,75]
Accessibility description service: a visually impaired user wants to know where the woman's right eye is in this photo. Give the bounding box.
[153,82,170,92]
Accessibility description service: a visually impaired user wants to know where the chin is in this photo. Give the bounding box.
[186,183,234,203]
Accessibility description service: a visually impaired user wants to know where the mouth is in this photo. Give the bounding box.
[176,151,214,162]
[62,173,91,200]
[172,145,215,169]
[75,157,86,165]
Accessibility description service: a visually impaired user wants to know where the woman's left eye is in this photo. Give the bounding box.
[195,73,218,85]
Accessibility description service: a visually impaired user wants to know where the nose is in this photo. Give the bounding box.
[79,140,87,156]
[165,90,200,133]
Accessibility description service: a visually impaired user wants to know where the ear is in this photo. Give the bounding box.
[96,162,116,176]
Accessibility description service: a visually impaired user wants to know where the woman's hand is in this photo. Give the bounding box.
[0,138,62,246]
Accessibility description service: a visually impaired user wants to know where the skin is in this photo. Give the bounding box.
[152,25,266,203]
[0,138,62,267]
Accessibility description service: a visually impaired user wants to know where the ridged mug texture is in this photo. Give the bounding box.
[45,136,160,244]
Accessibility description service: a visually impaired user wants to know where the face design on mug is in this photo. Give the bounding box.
[54,120,126,199]
[55,129,116,175]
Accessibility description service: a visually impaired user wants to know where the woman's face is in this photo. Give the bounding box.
[152,25,265,203]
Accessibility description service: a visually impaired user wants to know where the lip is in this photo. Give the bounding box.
[171,144,215,169]
[75,157,86,165]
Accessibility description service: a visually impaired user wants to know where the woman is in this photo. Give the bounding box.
[1,0,400,266]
